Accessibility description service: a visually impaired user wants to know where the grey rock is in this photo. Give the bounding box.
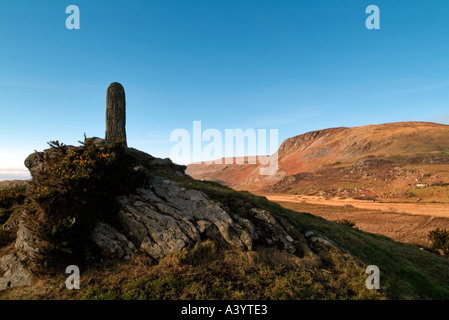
[247,208,305,255]
[249,208,278,225]
[15,217,43,261]
[103,177,253,260]
[305,230,352,256]
[2,209,24,232]
[24,152,45,180]
[305,230,337,248]
[90,176,314,261]
[24,145,74,180]
[309,236,335,248]
[148,177,251,251]
[87,137,106,148]
[91,222,135,260]
[0,253,32,291]
[304,230,318,238]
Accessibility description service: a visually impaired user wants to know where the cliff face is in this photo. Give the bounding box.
[277,127,347,159]
[277,121,449,170]
[186,122,449,194]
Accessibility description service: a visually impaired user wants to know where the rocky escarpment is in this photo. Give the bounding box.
[277,127,347,158]
[93,176,308,260]
[1,138,339,291]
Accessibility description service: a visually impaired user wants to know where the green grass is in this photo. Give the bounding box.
[282,210,449,299]
[439,147,449,156]
[387,152,449,165]
[170,175,449,299]
[406,186,449,203]
[2,173,449,300]
[0,240,383,300]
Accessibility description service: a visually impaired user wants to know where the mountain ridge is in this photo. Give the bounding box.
[186,121,449,199]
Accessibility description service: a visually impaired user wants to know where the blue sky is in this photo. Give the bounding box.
[1,0,448,180]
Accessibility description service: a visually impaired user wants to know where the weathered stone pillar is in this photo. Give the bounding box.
[105,82,127,146]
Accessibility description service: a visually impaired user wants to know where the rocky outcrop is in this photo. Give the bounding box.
[24,145,76,180]
[91,222,135,260]
[91,176,310,261]
[0,82,349,292]
[15,139,316,265]
[15,219,43,261]
[0,253,32,290]
[1,137,343,292]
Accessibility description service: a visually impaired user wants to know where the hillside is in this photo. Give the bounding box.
[0,180,29,190]
[186,122,449,200]
[0,138,381,299]
[1,137,449,299]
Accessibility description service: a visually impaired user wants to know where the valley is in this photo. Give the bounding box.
[187,121,449,250]
[262,193,449,247]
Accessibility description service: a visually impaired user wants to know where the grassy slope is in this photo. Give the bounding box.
[174,177,449,299]
[1,175,449,300]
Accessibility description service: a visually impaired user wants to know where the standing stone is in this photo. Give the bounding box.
[105,82,127,146]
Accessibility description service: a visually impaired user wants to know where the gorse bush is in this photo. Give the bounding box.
[34,139,145,208]
[335,219,357,228]
[0,187,26,227]
[428,228,449,256]
[29,138,146,267]
[0,187,26,209]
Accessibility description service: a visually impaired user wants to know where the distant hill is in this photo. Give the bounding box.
[186,122,449,200]
[0,180,29,190]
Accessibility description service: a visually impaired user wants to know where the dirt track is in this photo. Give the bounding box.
[265,194,449,218]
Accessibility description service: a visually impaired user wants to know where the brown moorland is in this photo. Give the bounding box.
[187,121,449,248]
[187,121,449,196]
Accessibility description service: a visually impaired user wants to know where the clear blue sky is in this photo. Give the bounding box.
[1,0,448,180]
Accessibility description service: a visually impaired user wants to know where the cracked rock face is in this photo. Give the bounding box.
[91,222,135,260]
[14,214,46,261]
[0,254,32,290]
[92,177,252,259]
[91,176,309,261]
